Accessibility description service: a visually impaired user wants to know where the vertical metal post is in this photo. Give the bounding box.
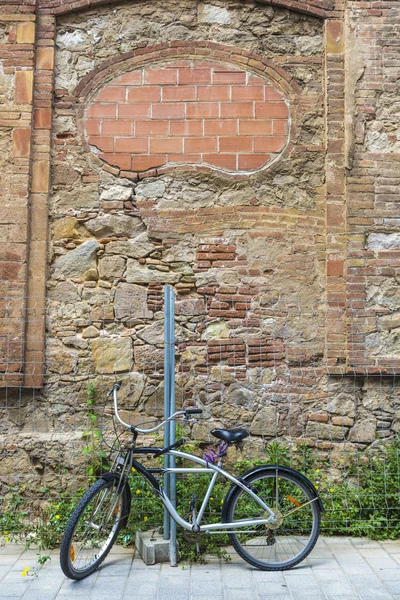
[163,286,171,540]
[168,287,177,566]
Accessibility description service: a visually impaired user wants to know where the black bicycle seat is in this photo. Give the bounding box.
[211,428,249,443]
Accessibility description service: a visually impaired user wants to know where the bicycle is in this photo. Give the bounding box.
[60,381,323,580]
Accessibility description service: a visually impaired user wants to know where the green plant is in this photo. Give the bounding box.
[81,382,110,480]
[3,438,400,562]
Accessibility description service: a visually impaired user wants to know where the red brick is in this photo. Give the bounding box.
[152,103,185,119]
[36,47,54,70]
[15,70,33,104]
[204,120,237,136]
[219,137,252,152]
[327,260,344,277]
[186,103,219,119]
[102,121,133,135]
[255,102,288,119]
[118,103,150,118]
[88,136,114,152]
[238,154,268,170]
[185,137,217,153]
[203,154,236,170]
[248,75,264,86]
[145,69,177,85]
[170,120,202,137]
[169,154,201,164]
[115,138,148,153]
[162,86,196,102]
[254,136,286,152]
[239,120,272,135]
[12,128,31,158]
[178,68,211,84]
[197,86,230,101]
[99,153,131,170]
[150,138,182,153]
[34,108,52,130]
[97,86,126,102]
[327,205,344,226]
[112,71,142,85]
[231,86,264,101]
[135,120,168,136]
[265,86,284,100]
[85,119,100,135]
[213,71,246,84]
[128,86,161,102]
[273,120,288,135]
[220,102,253,118]
[0,261,25,281]
[87,103,116,118]
[131,155,166,172]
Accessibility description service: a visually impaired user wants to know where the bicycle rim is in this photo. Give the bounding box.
[226,470,320,569]
[68,480,124,574]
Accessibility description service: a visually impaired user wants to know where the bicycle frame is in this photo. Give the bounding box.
[125,448,277,534]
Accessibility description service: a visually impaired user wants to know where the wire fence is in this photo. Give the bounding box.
[1,290,400,551]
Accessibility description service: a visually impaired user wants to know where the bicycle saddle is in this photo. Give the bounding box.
[211,428,249,443]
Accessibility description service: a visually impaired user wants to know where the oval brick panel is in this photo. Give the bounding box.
[84,60,290,176]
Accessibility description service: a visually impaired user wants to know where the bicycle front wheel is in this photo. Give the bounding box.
[60,477,130,580]
[224,468,320,570]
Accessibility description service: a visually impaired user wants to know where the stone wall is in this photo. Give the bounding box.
[1,0,400,497]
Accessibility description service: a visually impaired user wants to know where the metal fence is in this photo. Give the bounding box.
[1,288,400,557]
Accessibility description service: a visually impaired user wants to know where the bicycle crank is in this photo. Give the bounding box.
[182,513,202,543]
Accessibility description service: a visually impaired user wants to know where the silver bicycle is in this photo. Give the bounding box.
[60,381,323,579]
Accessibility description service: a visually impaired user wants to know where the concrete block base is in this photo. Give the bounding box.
[135,530,178,565]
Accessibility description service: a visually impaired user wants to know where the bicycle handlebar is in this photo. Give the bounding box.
[109,382,202,434]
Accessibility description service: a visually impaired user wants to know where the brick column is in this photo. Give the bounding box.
[325,16,347,371]
[0,10,35,385]
[24,15,55,387]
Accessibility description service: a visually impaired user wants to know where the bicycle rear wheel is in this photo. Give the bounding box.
[60,477,130,580]
[224,468,320,570]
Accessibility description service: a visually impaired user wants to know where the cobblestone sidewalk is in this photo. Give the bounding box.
[1,537,400,600]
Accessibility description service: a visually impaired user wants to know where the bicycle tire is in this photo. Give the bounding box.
[224,467,320,570]
[60,477,130,580]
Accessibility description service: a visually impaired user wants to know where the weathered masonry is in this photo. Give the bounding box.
[1,0,400,466]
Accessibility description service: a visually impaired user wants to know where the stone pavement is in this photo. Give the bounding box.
[1,537,400,600]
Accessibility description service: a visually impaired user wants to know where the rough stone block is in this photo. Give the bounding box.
[90,337,133,374]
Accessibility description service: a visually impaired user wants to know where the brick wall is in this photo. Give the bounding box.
[345,0,400,374]
[1,0,400,384]
[84,60,290,176]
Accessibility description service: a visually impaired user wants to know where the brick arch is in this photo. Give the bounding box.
[76,42,300,179]
[74,42,301,103]
[43,0,331,19]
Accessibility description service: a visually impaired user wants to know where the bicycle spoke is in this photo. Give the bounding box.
[226,469,319,569]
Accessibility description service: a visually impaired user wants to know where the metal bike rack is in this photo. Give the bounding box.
[163,285,178,566]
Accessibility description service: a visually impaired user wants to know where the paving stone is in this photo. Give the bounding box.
[224,589,257,600]
[255,581,290,594]
[158,588,189,600]
[385,582,400,595]
[0,582,31,597]
[1,540,400,600]
[21,591,59,600]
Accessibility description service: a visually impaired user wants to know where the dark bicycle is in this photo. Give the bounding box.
[60,381,323,579]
